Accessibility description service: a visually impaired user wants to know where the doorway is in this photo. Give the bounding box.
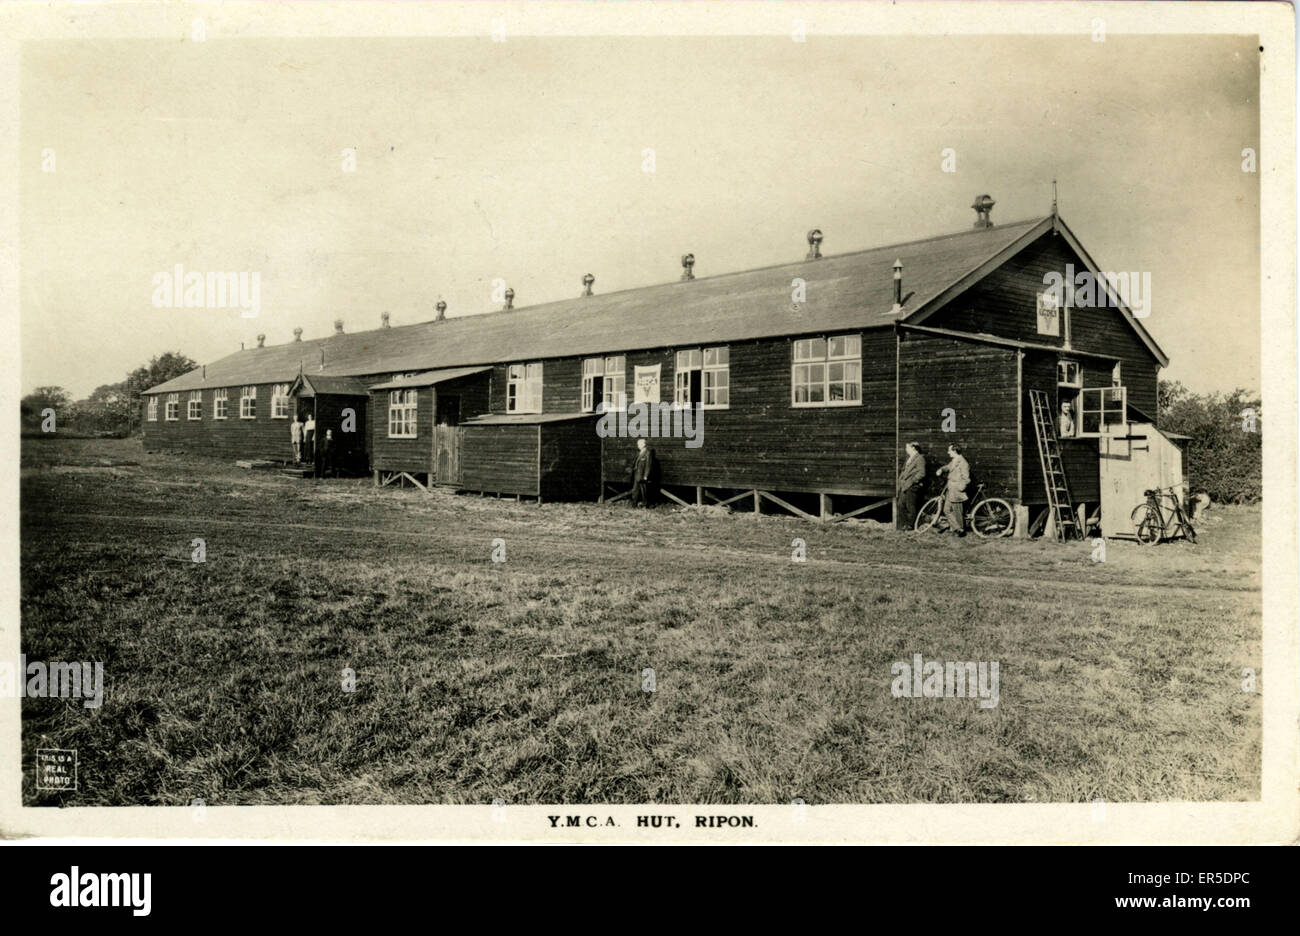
[435,395,461,484]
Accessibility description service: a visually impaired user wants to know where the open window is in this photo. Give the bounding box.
[1078,386,1126,436]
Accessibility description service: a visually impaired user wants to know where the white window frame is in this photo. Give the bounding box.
[674,346,730,409]
[582,356,627,412]
[240,385,257,419]
[1077,386,1127,438]
[388,389,417,438]
[213,388,228,420]
[1056,360,1082,438]
[165,393,180,421]
[147,396,158,422]
[187,390,202,421]
[506,363,543,414]
[791,335,862,407]
[271,383,291,419]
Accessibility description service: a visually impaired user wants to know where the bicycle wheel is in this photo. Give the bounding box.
[914,497,943,532]
[1131,504,1162,545]
[970,498,1014,538]
[1182,522,1197,544]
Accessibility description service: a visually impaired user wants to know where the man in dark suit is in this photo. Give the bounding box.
[896,441,927,530]
[630,437,655,508]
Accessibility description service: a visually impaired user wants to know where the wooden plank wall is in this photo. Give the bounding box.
[597,330,898,495]
[460,424,540,495]
[368,386,434,474]
[1021,351,1100,504]
[143,382,297,462]
[539,419,602,500]
[926,232,1160,419]
[897,332,1020,503]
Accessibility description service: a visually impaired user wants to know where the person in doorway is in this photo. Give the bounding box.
[303,411,316,466]
[1058,400,1076,438]
[895,441,927,531]
[936,444,971,536]
[290,413,304,463]
[630,437,656,508]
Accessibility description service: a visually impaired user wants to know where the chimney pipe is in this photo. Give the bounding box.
[293,327,303,342]
[503,288,514,311]
[582,273,595,297]
[806,229,823,261]
[971,194,995,228]
[891,259,903,314]
[256,333,266,348]
[381,311,391,328]
[334,318,344,334]
[680,253,695,281]
[435,300,447,321]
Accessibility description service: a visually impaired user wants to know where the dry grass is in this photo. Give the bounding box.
[19,438,1261,805]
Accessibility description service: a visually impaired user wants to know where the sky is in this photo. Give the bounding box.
[21,34,1260,398]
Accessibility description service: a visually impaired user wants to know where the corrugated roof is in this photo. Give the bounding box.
[462,413,600,425]
[368,366,492,390]
[146,218,1049,395]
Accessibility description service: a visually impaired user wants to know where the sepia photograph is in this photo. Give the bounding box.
[1,1,1294,846]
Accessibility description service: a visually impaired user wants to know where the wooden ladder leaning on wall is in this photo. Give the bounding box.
[1028,389,1082,542]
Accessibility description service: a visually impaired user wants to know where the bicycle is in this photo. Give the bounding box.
[914,481,1015,538]
[1130,486,1197,546]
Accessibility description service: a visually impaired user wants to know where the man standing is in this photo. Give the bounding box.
[319,429,335,479]
[630,437,655,508]
[1058,400,1076,438]
[895,441,927,531]
[937,443,971,536]
[303,411,316,467]
[290,413,303,463]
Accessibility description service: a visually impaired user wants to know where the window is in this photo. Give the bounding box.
[165,393,180,421]
[240,385,257,419]
[674,346,730,408]
[213,388,228,420]
[1078,387,1126,436]
[1056,360,1082,437]
[187,390,202,420]
[271,384,291,419]
[792,335,861,406]
[388,389,417,437]
[147,396,158,422]
[507,363,542,414]
[582,356,627,412]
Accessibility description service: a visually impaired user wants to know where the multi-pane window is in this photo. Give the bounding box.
[388,389,417,437]
[271,383,291,419]
[213,388,228,419]
[187,390,202,420]
[792,335,861,406]
[507,363,543,414]
[147,396,158,421]
[165,393,180,421]
[240,385,257,419]
[674,346,729,408]
[582,356,627,412]
[1079,387,1127,436]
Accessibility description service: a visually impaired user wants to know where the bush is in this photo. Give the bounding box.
[1159,381,1261,504]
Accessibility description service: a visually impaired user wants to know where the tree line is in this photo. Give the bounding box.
[1157,379,1261,504]
[20,352,196,437]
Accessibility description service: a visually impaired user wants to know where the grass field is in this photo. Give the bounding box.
[18,437,1261,805]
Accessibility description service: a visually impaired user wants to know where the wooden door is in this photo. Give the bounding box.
[435,395,461,484]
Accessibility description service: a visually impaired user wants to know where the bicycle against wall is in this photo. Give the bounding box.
[1131,486,1197,545]
[914,480,1015,538]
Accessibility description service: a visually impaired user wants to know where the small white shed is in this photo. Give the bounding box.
[1098,422,1188,538]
